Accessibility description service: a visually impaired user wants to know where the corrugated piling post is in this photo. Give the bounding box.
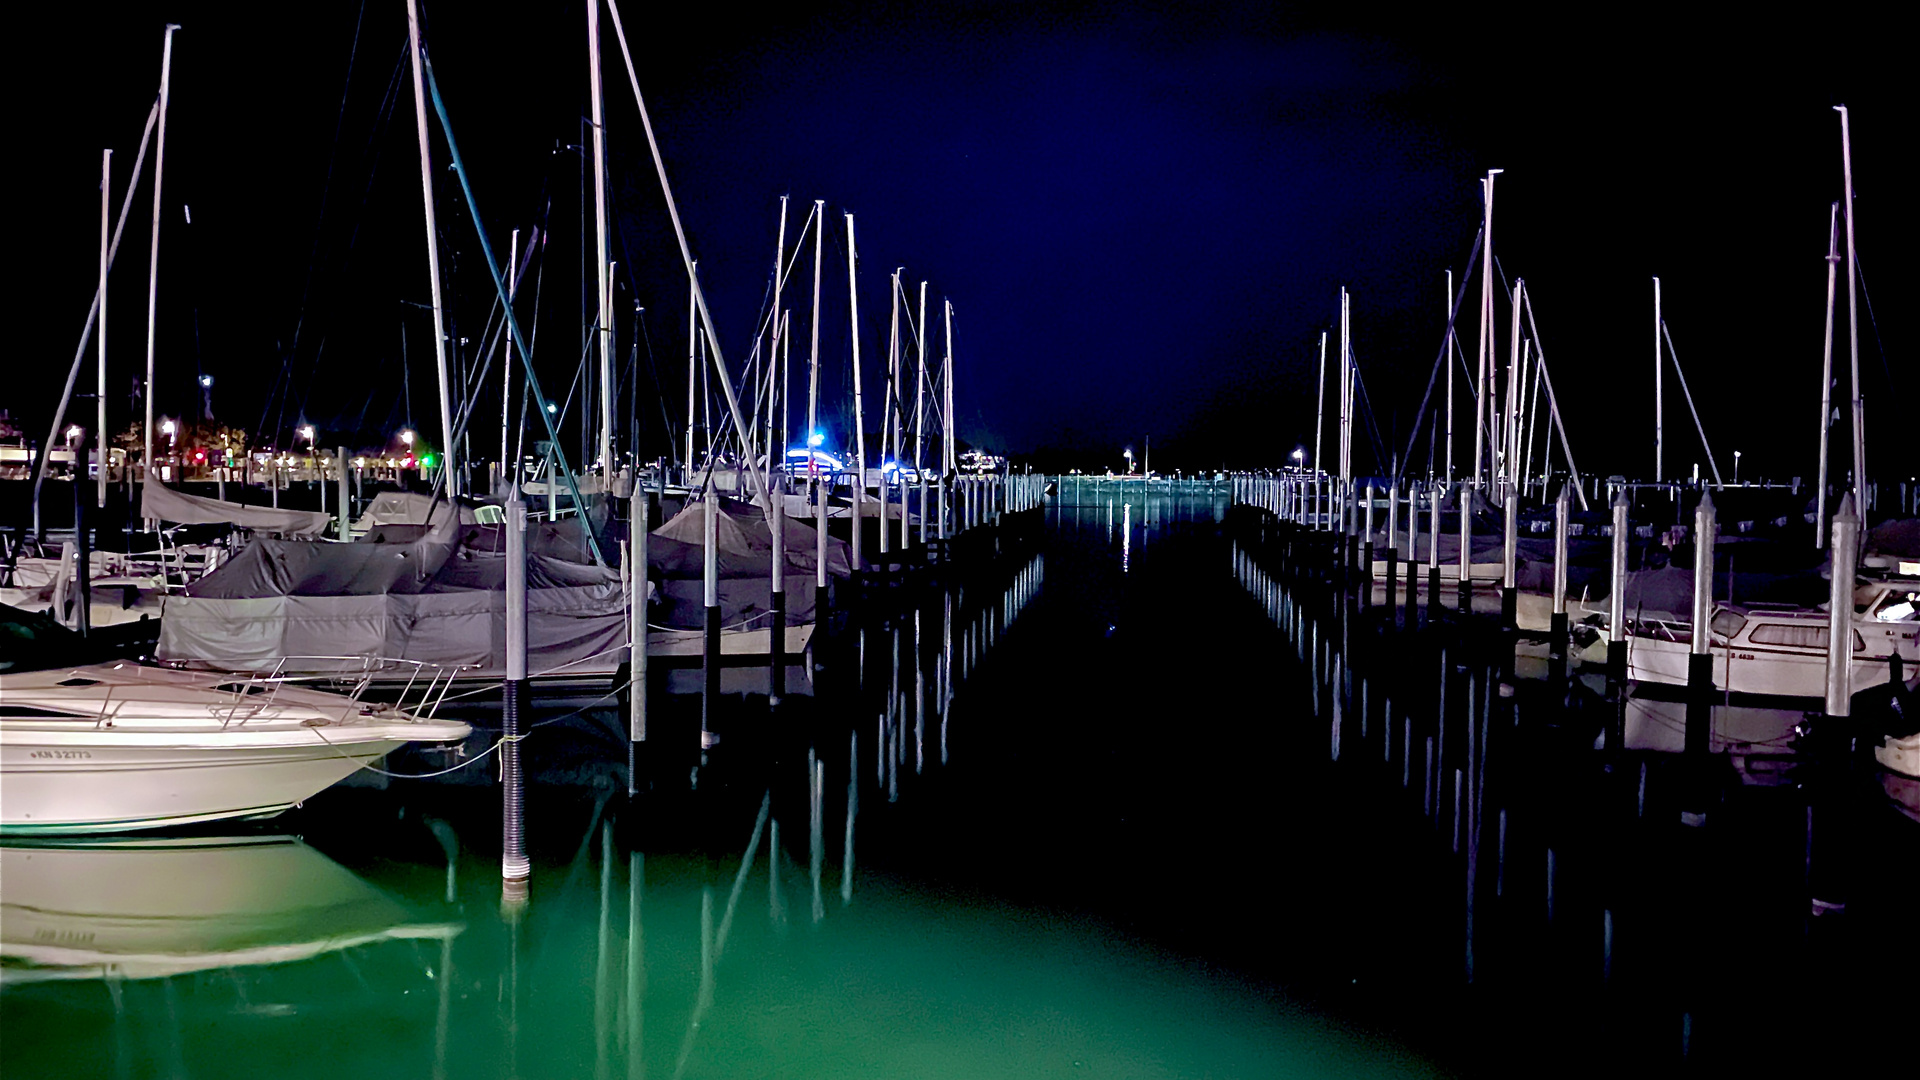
[1824,494,1859,725]
[1551,483,1571,660]
[72,465,90,638]
[1501,488,1518,631]
[1362,483,1376,576]
[1360,484,1375,608]
[770,472,787,706]
[815,474,830,629]
[632,514,649,746]
[336,446,351,538]
[1457,483,1473,613]
[702,480,720,748]
[1348,480,1362,570]
[1384,479,1400,614]
[1608,487,1630,684]
[1404,482,1419,625]
[502,493,530,883]
[1685,491,1717,755]
[1428,482,1443,612]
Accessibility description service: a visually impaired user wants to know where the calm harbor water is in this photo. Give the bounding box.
[4,491,1911,1077]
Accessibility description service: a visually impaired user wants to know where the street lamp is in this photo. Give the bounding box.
[1733,450,1742,486]
[1291,447,1305,468]
[1123,447,1134,475]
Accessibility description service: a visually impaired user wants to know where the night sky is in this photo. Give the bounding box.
[11,3,1912,483]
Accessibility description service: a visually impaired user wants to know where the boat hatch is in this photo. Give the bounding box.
[56,678,100,687]
[0,705,93,719]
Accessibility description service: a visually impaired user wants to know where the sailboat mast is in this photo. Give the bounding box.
[98,148,111,509]
[405,0,456,495]
[142,23,179,487]
[768,196,788,471]
[1835,106,1865,502]
[914,280,927,478]
[807,201,823,464]
[1504,278,1524,493]
[1816,202,1839,548]
[1654,276,1663,484]
[1445,269,1455,481]
[501,228,519,480]
[588,0,613,477]
[686,263,697,474]
[943,300,955,478]
[1313,331,1326,474]
[1344,288,1359,486]
[1474,170,1501,488]
[846,214,868,523]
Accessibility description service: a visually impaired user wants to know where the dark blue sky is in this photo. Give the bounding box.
[11,3,1912,483]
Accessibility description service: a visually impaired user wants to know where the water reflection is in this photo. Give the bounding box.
[1229,525,1911,1073]
[2,835,461,1079]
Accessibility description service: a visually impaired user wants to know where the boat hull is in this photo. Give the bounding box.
[0,737,409,835]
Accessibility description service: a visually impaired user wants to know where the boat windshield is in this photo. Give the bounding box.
[1709,609,1747,641]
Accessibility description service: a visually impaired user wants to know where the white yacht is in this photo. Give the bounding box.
[0,658,471,835]
[1625,581,1920,701]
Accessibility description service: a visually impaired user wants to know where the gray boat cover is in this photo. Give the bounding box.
[646,498,853,632]
[157,513,629,678]
[140,481,333,537]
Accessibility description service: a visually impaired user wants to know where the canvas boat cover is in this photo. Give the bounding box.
[646,497,854,632]
[157,511,629,679]
[141,481,333,537]
[353,491,476,532]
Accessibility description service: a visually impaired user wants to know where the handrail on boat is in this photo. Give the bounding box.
[219,656,473,726]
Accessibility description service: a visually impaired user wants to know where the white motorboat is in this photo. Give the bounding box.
[1625,581,1920,701]
[0,658,471,835]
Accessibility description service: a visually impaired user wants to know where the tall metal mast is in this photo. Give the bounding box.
[405,0,456,495]
[1836,106,1865,502]
[1815,203,1839,548]
[588,0,613,476]
[142,24,179,488]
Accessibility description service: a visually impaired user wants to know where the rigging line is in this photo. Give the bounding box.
[515,200,552,478]
[277,29,403,443]
[421,53,599,565]
[607,203,680,466]
[635,307,677,466]
[605,0,771,516]
[38,98,160,507]
[1519,288,1590,511]
[1853,257,1897,395]
[1350,364,1389,475]
[1658,320,1724,488]
[276,3,371,402]
[741,202,822,355]
[450,229,542,439]
[1397,225,1484,475]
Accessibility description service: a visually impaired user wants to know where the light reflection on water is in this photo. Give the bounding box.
[2,824,1440,1080]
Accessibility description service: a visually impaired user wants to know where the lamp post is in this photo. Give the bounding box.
[160,419,176,481]
[198,374,213,421]
[1123,447,1134,475]
[1291,447,1305,470]
[1733,450,1742,486]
